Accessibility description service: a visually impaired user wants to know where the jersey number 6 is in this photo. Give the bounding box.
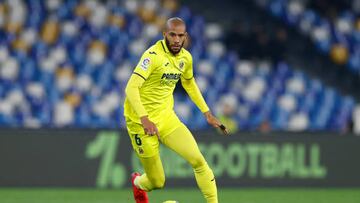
[135,134,142,146]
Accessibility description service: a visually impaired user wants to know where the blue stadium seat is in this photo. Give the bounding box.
[0,0,354,131]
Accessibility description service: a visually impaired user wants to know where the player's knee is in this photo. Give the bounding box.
[189,156,206,169]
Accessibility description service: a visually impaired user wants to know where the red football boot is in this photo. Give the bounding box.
[131,172,149,203]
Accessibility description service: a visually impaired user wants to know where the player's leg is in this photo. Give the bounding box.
[136,154,165,191]
[126,118,166,202]
[162,123,218,203]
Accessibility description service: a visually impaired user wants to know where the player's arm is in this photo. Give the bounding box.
[125,74,148,118]
[181,77,209,113]
[181,77,229,135]
[125,52,160,137]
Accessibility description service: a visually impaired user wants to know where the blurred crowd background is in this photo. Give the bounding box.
[0,0,359,134]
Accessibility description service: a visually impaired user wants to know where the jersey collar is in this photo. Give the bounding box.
[160,39,170,53]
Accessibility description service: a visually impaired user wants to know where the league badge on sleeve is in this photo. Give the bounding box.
[141,58,151,70]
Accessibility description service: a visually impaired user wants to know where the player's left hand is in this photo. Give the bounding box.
[204,111,229,135]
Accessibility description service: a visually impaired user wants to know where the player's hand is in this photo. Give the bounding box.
[204,111,229,135]
[140,116,160,139]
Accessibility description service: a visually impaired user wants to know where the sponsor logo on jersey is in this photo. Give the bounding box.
[161,73,181,80]
[160,73,182,86]
[140,58,150,70]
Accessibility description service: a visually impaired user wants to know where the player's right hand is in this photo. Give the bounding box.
[140,116,159,139]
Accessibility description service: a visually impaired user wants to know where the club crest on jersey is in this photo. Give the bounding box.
[141,58,151,70]
[179,61,184,70]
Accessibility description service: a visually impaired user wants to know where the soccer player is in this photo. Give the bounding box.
[124,17,228,203]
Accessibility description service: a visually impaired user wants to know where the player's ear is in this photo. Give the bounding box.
[163,31,166,38]
[184,32,190,48]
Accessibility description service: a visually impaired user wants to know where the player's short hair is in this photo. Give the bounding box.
[165,17,186,31]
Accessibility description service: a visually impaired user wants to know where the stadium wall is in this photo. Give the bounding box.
[0,129,359,188]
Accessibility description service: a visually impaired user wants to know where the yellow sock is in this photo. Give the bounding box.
[135,173,152,191]
[194,163,218,203]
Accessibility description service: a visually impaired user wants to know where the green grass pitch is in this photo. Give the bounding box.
[0,188,359,203]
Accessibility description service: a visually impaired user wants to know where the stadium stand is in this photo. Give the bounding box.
[256,0,360,76]
[0,0,356,132]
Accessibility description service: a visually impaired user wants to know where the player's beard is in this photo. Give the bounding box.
[165,37,184,55]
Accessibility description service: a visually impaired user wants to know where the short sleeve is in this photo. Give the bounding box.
[133,51,159,80]
[182,54,193,80]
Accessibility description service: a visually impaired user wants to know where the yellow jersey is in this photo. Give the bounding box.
[124,40,193,124]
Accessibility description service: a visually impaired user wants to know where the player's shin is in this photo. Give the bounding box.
[138,155,166,191]
[194,163,218,203]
